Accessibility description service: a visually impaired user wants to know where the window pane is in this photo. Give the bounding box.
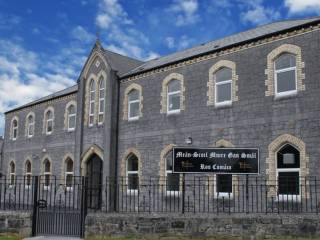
[47,121,52,132]
[277,70,296,93]
[127,155,138,171]
[277,144,300,168]
[26,175,31,186]
[26,161,31,173]
[217,174,232,193]
[98,114,103,123]
[46,111,52,120]
[66,159,73,172]
[29,124,34,136]
[44,174,50,187]
[13,129,17,138]
[99,100,104,113]
[10,175,15,185]
[90,79,95,91]
[168,80,180,92]
[215,68,232,82]
[166,153,173,171]
[129,102,139,118]
[10,163,15,173]
[66,174,73,187]
[275,53,296,70]
[168,93,180,111]
[128,90,139,101]
[216,82,231,102]
[69,115,76,129]
[128,174,138,190]
[90,102,95,114]
[13,120,17,127]
[89,116,94,125]
[69,105,75,114]
[44,160,50,172]
[278,172,299,195]
[167,173,179,191]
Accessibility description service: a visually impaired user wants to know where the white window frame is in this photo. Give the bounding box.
[9,162,15,187]
[214,174,233,199]
[67,105,76,131]
[25,161,32,189]
[43,160,51,190]
[89,80,95,127]
[98,78,105,125]
[46,111,53,135]
[12,120,18,141]
[215,71,232,107]
[126,157,139,195]
[167,82,181,114]
[128,91,140,121]
[27,116,34,138]
[65,159,74,191]
[274,62,297,98]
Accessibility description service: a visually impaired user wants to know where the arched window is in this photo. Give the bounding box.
[98,77,105,124]
[89,79,95,126]
[25,160,32,187]
[126,154,139,192]
[43,159,51,189]
[9,161,15,186]
[11,119,18,140]
[167,79,181,113]
[128,89,140,120]
[277,144,300,199]
[274,53,297,96]
[165,151,180,194]
[27,114,34,138]
[214,67,232,105]
[45,110,53,134]
[67,105,76,131]
[65,158,74,189]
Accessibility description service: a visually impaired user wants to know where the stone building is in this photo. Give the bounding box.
[2,16,320,210]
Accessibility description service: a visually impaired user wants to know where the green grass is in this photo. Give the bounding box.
[0,236,20,240]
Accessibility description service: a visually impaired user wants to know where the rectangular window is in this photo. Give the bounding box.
[28,123,34,137]
[276,69,296,94]
[166,173,180,192]
[68,115,76,130]
[168,92,180,113]
[216,82,232,103]
[47,120,53,134]
[129,101,139,120]
[278,171,299,195]
[216,174,232,196]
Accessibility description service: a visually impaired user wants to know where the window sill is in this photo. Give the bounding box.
[67,129,75,133]
[45,132,52,136]
[214,193,233,199]
[128,117,139,122]
[167,110,181,116]
[215,101,232,109]
[276,194,301,202]
[27,136,33,139]
[274,90,297,100]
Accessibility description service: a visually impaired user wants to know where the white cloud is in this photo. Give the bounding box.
[0,13,20,29]
[70,26,95,43]
[95,0,158,60]
[165,37,175,49]
[165,35,194,50]
[168,0,199,26]
[285,0,320,13]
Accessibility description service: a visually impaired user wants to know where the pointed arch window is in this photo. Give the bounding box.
[274,53,297,96]
[98,77,105,124]
[9,161,15,187]
[277,144,300,200]
[45,110,53,134]
[42,159,51,189]
[67,105,76,131]
[167,79,181,113]
[126,154,139,193]
[27,114,34,138]
[25,160,32,187]
[11,119,18,140]
[89,79,95,126]
[65,158,74,189]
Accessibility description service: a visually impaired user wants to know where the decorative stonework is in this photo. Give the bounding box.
[121,24,320,83]
[61,153,74,184]
[123,83,143,120]
[207,60,239,106]
[160,73,185,114]
[81,144,104,176]
[120,148,143,184]
[265,44,305,97]
[42,106,54,134]
[159,144,176,181]
[266,134,309,198]
[84,71,107,126]
[64,101,77,130]
[10,116,19,140]
[25,112,35,137]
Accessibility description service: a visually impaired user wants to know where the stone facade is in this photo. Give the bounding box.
[1,18,320,213]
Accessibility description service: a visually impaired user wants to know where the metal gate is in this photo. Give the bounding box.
[32,176,87,237]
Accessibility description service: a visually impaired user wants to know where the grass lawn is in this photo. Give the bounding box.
[0,235,21,240]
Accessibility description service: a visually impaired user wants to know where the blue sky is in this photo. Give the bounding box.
[0,0,320,135]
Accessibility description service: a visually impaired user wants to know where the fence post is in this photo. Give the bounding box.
[31,176,39,236]
[246,174,249,214]
[182,173,185,214]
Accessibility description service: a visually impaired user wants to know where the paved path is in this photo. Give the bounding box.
[23,237,82,240]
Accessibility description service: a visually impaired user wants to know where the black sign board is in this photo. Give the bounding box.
[173,147,259,174]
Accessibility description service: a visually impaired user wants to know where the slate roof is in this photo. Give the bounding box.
[5,85,78,114]
[121,16,320,78]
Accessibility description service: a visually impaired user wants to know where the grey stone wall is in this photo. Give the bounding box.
[85,213,320,239]
[0,137,3,174]
[118,28,320,178]
[0,211,31,237]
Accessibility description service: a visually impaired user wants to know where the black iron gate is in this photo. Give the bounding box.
[32,176,87,237]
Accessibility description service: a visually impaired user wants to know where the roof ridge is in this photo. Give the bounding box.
[102,47,144,63]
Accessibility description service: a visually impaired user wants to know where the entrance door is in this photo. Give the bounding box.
[86,154,103,209]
